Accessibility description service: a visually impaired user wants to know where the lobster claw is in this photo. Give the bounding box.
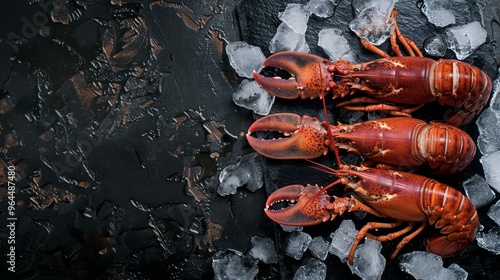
[253,52,334,99]
[246,113,329,159]
[265,184,333,226]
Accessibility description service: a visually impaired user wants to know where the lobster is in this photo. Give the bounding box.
[265,164,479,264]
[247,113,476,174]
[253,9,492,128]
[253,52,492,128]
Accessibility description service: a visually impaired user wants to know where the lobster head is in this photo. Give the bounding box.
[246,113,330,159]
[265,184,333,226]
[253,52,336,99]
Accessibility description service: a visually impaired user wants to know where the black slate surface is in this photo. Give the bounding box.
[0,0,499,279]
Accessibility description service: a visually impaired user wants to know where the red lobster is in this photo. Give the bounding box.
[253,9,491,128]
[265,164,479,264]
[247,113,476,174]
[253,52,492,128]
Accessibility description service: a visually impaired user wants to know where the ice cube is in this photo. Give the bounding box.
[475,107,500,155]
[437,263,468,280]
[349,6,395,46]
[329,219,358,262]
[212,251,259,280]
[421,0,456,27]
[488,200,500,226]
[307,0,335,18]
[399,251,444,279]
[218,153,264,196]
[400,250,469,280]
[293,258,327,280]
[318,28,358,62]
[226,41,266,79]
[232,80,275,116]
[247,236,278,264]
[476,226,500,254]
[424,34,448,57]
[278,4,311,34]
[348,238,386,280]
[480,150,500,193]
[445,21,488,60]
[269,22,310,53]
[308,236,329,261]
[489,73,500,111]
[285,231,312,260]
[462,174,496,208]
[281,224,304,232]
[351,0,395,17]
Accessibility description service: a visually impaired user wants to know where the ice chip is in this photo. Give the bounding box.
[437,263,468,280]
[462,174,496,208]
[278,4,311,34]
[488,200,500,226]
[212,251,259,280]
[318,28,357,62]
[476,226,500,254]
[400,250,468,280]
[489,73,500,111]
[308,236,329,261]
[329,219,358,262]
[349,6,395,45]
[307,0,335,18]
[285,231,312,260]
[293,258,327,280]
[480,150,500,193]
[226,41,266,79]
[424,34,448,57]
[445,21,488,60]
[475,107,500,155]
[218,153,264,196]
[351,0,395,17]
[421,0,456,27]
[248,236,278,264]
[281,224,304,232]
[232,80,275,115]
[399,251,444,279]
[348,239,386,280]
[269,22,310,53]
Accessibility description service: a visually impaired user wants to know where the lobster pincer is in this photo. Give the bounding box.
[246,113,330,159]
[265,183,383,227]
[252,52,348,100]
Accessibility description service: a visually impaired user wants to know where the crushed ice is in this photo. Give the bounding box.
[232,79,275,115]
[399,251,468,280]
[421,0,456,27]
[318,28,358,62]
[445,21,488,60]
[218,153,264,196]
[349,0,396,45]
[226,41,266,79]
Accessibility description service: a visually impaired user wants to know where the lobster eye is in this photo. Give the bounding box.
[354,77,361,83]
[353,68,359,71]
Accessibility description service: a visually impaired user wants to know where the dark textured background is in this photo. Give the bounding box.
[0,0,499,279]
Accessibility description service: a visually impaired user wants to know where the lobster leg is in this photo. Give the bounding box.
[360,9,423,58]
[391,222,427,259]
[335,96,425,116]
[348,220,409,264]
[365,221,414,242]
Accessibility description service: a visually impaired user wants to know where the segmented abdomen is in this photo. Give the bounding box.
[415,121,477,174]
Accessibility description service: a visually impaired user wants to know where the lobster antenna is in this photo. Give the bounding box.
[302,159,342,209]
[319,63,342,168]
[305,159,338,175]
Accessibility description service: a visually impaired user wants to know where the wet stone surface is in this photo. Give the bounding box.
[0,0,499,279]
